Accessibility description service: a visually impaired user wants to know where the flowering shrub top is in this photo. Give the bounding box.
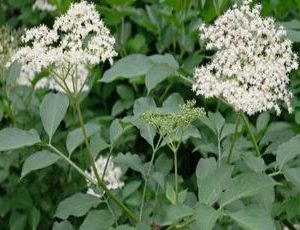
[193,0,298,115]
[9,1,117,94]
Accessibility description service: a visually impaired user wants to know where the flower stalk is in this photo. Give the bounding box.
[227,113,241,163]
[241,113,261,157]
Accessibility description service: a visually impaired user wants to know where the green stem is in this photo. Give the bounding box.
[172,133,183,204]
[47,144,96,184]
[74,99,102,183]
[48,143,138,223]
[73,98,138,223]
[174,147,179,203]
[217,134,221,167]
[226,113,241,163]
[241,113,261,157]
[102,146,113,181]
[139,136,163,221]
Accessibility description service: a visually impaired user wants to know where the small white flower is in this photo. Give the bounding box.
[33,0,56,12]
[85,156,124,197]
[10,1,117,94]
[193,0,298,115]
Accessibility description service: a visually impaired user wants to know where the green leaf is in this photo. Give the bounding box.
[40,93,69,141]
[228,206,276,230]
[194,204,221,230]
[9,211,27,230]
[116,85,134,101]
[220,173,277,207]
[256,112,270,131]
[90,134,109,158]
[21,150,60,179]
[145,63,174,93]
[114,152,145,175]
[166,183,176,204]
[149,54,179,69]
[53,221,74,230]
[66,123,100,154]
[283,168,300,190]
[287,29,300,42]
[198,165,233,205]
[55,193,101,219]
[28,207,40,230]
[162,93,185,112]
[115,226,135,230]
[124,97,156,147]
[0,128,40,151]
[196,157,217,182]
[110,119,123,144]
[122,180,142,199]
[209,112,225,136]
[80,210,114,230]
[243,154,266,173]
[7,61,21,85]
[158,204,194,226]
[101,54,152,83]
[276,135,300,170]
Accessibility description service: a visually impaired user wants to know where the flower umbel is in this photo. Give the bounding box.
[10,1,117,94]
[86,156,124,197]
[193,0,298,115]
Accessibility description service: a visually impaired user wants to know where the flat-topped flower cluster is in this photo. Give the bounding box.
[86,156,124,197]
[193,0,298,115]
[9,1,117,94]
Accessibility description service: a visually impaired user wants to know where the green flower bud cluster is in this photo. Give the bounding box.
[141,100,205,140]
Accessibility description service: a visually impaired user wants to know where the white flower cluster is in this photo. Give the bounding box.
[0,26,19,82]
[193,0,298,115]
[86,156,124,197]
[10,1,117,94]
[33,0,56,12]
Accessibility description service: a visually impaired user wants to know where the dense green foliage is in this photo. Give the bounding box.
[1,0,300,229]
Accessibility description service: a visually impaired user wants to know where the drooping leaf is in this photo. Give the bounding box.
[162,93,185,112]
[6,61,21,85]
[0,128,40,151]
[276,135,300,170]
[256,112,270,132]
[149,54,179,69]
[109,119,123,144]
[80,210,114,230]
[123,97,157,147]
[228,206,276,230]
[243,154,266,173]
[196,157,217,182]
[66,123,100,154]
[21,150,60,179]
[53,221,74,230]
[283,168,300,190]
[101,54,152,83]
[9,211,27,230]
[114,226,135,230]
[55,193,101,219]
[40,93,69,141]
[194,203,221,230]
[157,204,194,226]
[28,207,40,230]
[145,63,175,93]
[198,165,233,205]
[220,173,277,207]
[114,152,145,176]
[166,183,176,204]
